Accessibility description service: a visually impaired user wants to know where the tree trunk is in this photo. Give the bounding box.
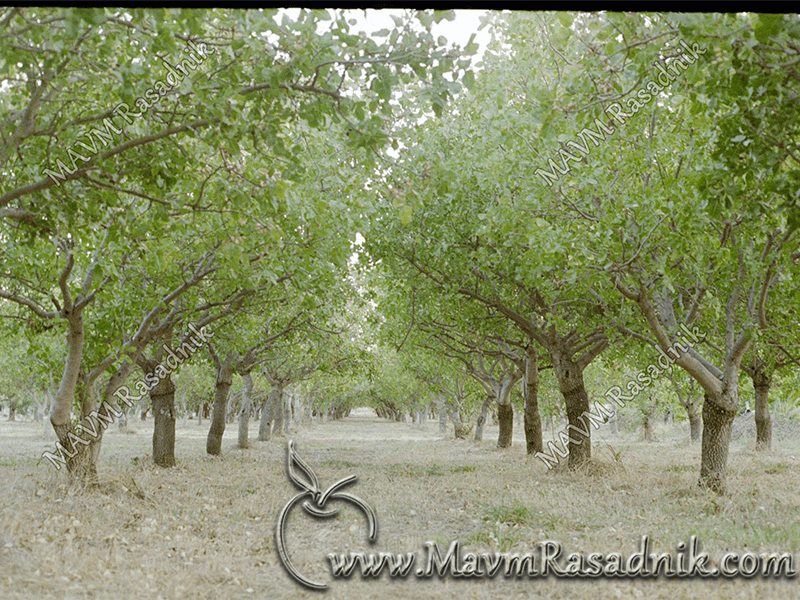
[225,394,237,424]
[494,371,518,449]
[752,370,772,451]
[150,374,177,468]
[206,354,235,456]
[497,403,514,448]
[686,401,701,442]
[274,387,286,435]
[450,408,469,439]
[49,308,102,483]
[643,415,652,442]
[523,342,543,455]
[259,385,281,441]
[438,398,448,435]
[551,352,592,468]
[257,397,271,441]
[292,391,301,428]
[238,372,253,449]
[118,403,129,431]
[474,396,492,442]
[699,394,737,495]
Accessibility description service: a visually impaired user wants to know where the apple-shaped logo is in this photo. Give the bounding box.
[275,440,378,591]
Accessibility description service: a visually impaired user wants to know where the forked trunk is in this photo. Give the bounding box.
[238,372,253,449]
[523,343,543,455]
[49,308,102,483]
[497,403,513,448]
[752,370,772,451]
[699,394,737,494]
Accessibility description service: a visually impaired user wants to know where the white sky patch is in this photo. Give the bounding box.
[279,8,491,63]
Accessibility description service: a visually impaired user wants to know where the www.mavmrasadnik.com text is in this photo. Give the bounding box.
[327,537,795,580]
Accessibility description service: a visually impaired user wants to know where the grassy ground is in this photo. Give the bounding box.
[1,410,799,600]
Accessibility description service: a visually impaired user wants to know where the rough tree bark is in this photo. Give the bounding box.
[497,403,514,448]
[145,366,177,468]
[551,350,592,468]
[699,393,737,493]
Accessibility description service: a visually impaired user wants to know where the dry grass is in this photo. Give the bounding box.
[1,410,799,600]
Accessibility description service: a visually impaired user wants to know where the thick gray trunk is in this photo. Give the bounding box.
[699,393,737,495]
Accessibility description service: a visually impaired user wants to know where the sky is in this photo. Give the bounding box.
[354,9,491,58]
[280,8,493,64]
